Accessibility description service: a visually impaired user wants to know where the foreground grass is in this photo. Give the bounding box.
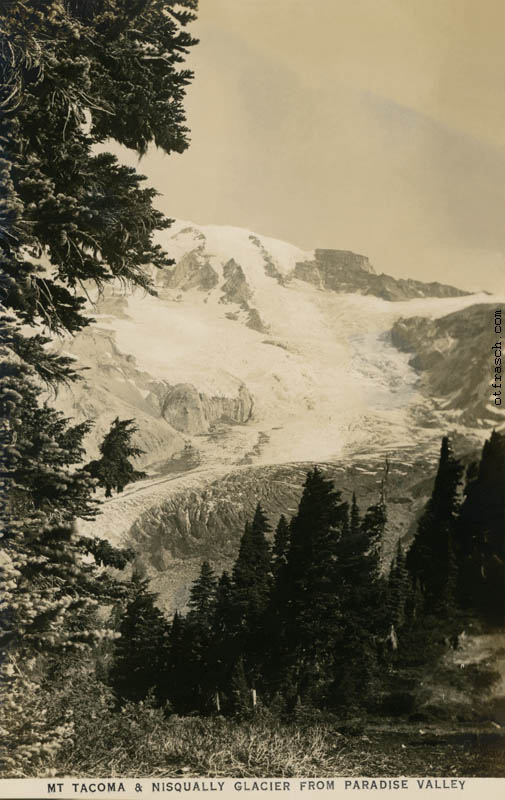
[56,710,505,778]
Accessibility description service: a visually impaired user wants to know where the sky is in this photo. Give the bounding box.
[111,0,505,293]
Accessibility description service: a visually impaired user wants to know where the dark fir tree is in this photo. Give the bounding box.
[87,417,147,496]
[184,561,218,711]
[188,560,217,626]
[232,505,272,632]
[0,349,125,660]
[0,0,197,773]
[381,541,431,716]
[208,571,237,713]
[1,0,197,335]
[1,354,97,533]
[398,438,466,699]
[272,514,290,576]
[458,431,505,626]
[331,497,387,710]
[263,516,292,696]
[110,575,170,706]
[0,347,144,773]
[231,504,272,686]
[387,541,410,634]
[230,658,252,717]
[359,498,387,615]
[350,491,361,536]
[79,537,135,570]
[283,467,348,701]
[407,436,463,618]
[457,460,481,615]
[166,611,193,714]
[1,316,81,387]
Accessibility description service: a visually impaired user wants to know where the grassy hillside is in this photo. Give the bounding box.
[56,710,505,778]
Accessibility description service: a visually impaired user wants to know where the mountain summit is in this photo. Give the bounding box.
[163,222,467,302]
[54,221,500,475]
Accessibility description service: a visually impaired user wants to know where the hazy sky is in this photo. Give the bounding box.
[112,0,505,292]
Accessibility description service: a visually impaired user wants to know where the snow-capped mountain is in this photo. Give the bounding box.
[56,220,502,471]
[58,220,503,610]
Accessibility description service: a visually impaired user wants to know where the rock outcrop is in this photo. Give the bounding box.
[245,307,268,333]
[249,234,287,285]
[391,303,505,425]
[52,327,186,466]
[163,249,219,292]
[53,324,255,464]
[220,259,253,304]
[294,249,468,301]
[161,382,254,435]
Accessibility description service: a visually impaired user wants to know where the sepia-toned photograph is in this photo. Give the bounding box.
[1,0,505,785]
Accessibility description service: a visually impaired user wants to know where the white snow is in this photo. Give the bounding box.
[164,220,312,280]
[88,220,504,473]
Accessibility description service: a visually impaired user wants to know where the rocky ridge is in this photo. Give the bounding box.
[294,248,470,301]
[391,303,504,426]
[164,225,468,302]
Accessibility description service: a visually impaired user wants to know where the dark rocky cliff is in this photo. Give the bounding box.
[294,249,469,301]
[391,303,505,425]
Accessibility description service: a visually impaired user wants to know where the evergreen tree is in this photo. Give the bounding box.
[109,575,170,706]
[263,516,292,696]
[209,571,237,712]
[387,541,410,633]
[1,0,197,334]
[350,491,360,536]
[188,560,217,627]
[1,315,81,386]
[231,505,272,687]
[457,460,481,614]
[397,438,466,705]
[342,497,384,588]
[0,0,197,774]
[213,571,235,649]
[230,658,251,717]
[184,561,218,711]
[458,431,505,626]
[272,514,290,576]
[407,436,463,618]
[0,356,129,774]
[0,348,111,651]
[359,499,387,618]
[232,506,272,632]
[380,540,414,711]
[86,417,147,496]
[1,352,97,533]
[165,611,193,714]
[78,536,135,570]
[331,616,379,715]
[283,467,348,701]
[331,497,387,710]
